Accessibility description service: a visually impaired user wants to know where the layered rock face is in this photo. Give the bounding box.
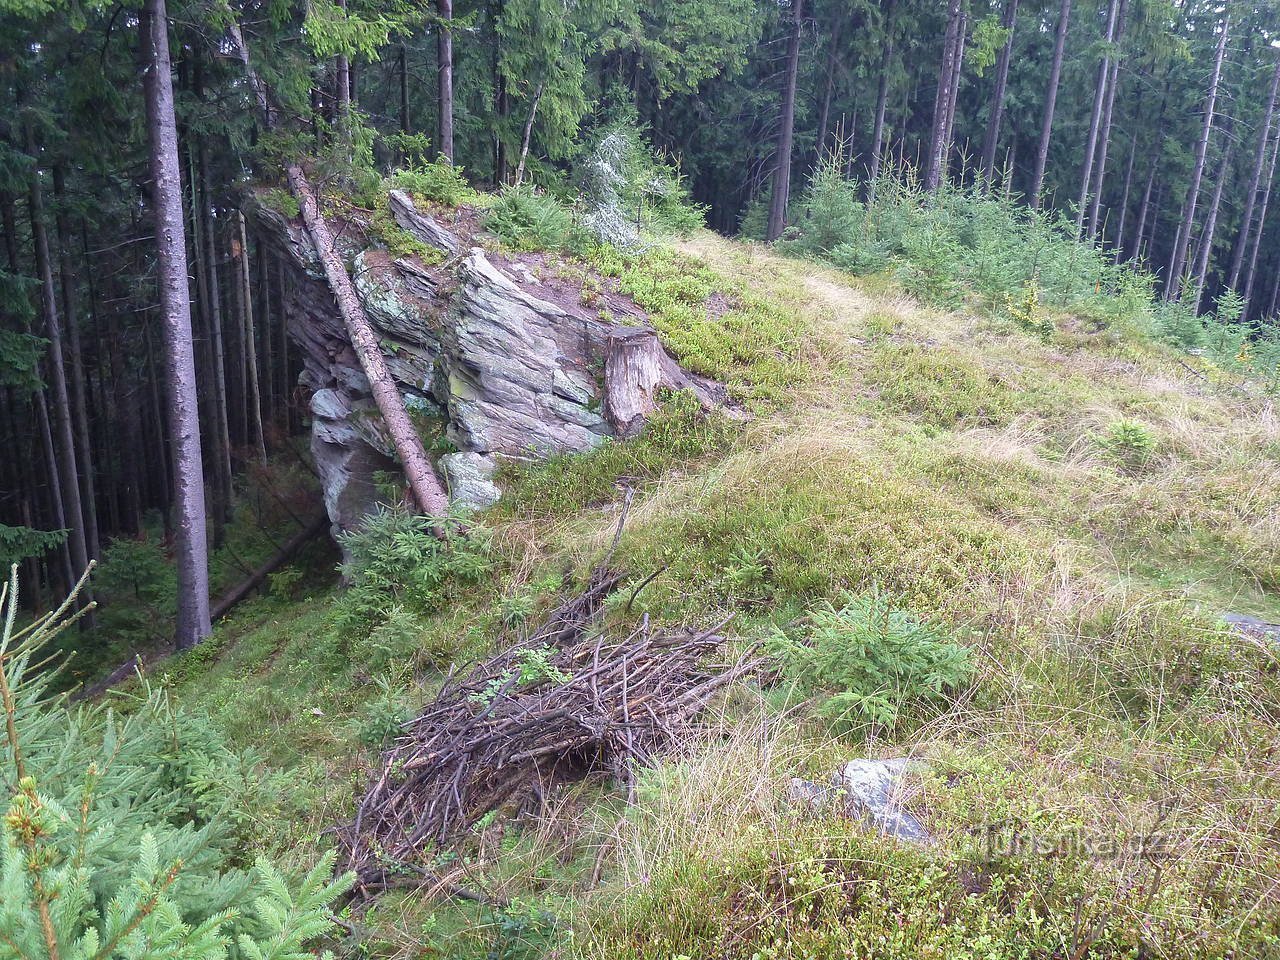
[255,191,721,541]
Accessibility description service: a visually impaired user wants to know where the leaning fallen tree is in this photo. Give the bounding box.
[226,22,450,517]
[338,572,760,886]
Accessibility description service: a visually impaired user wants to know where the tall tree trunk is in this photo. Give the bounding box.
[1075,0,1121,235]
[437,0,455,163]
[979,0,1019,187]
[1085,0,1128,237]
[399,43,410,139]
[142,0,212,648]
[259,237,275,431]
[924,0,963,194]
[50,167,99,562]
[335,0,351,142]
[195,141,234,532]
[1113,131,1136,255]
[815,11,843,164]
[1242,125,1280,312]
[513,82,545,187]
[1189,135,1232,312]
[1031,0,1072,208]
[940,12,966,183]
[26,138,93,619]
[1228,57,1280,291]
[766,0,805,239]
[868,0,896,188]
[1168,13,1228,300]
[237,212,267,462]
[228,21,451,518]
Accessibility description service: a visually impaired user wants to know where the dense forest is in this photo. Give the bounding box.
[3,0,1280,956]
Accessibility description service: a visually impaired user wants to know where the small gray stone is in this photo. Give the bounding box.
[1222,613,1280,647]
[835,758,930,843]
[441,452,501,513]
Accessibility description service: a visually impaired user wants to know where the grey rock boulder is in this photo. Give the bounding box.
[788,757,930,844]
[441,452,502,513]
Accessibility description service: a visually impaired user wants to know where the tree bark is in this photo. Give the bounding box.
[868,0,896,188]
[50,167,99,562]
[142,0,212,648]
[1085,0,1128,237]
[815,10,843,164]
[940,12,966,183]
[437,0,455,163]
[26,137,93,619]
[210,513,328,621]
[514,82,545,187]
[766,0,805,239]
[228,21,451,518]
[194,141,234,535]
[924,0,963,194]
[1113,131,1136,255]
[1189,134,1232,312]
[1242,123,1280,312]
[1168,13,1228,300]
[979,0,1019,187]
[1031,0,1072,208]
[1228,57,1280,291]
[1075,0,1121,235]
[237,212,267,462]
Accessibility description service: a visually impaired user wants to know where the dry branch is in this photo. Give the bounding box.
[338,573,759,885]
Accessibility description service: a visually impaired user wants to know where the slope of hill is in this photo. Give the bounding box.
[163,230,1280,959]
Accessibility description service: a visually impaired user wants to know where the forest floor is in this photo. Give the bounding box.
[160,232,1280,959]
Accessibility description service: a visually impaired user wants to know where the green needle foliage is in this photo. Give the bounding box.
[767,590,974,732]
[0,565,354,960]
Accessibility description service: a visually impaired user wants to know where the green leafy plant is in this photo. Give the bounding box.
[1094,419,1157,473]
[389,159,477,208]
[766,590,974,730]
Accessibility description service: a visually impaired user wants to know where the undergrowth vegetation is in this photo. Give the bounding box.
[80,163,1280,960]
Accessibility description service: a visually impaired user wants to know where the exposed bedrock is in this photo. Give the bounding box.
[254,192,723,542]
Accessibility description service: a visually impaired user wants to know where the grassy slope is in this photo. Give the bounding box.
[167,233,1280,959]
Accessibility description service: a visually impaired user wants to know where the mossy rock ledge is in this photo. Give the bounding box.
[254,190,723,540]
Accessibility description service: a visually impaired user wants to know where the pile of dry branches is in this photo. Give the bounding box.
[339,568,758,883]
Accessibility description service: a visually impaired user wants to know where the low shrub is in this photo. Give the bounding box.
[484,185,584,252]
[332,508,491,636]
[766,590,974,730]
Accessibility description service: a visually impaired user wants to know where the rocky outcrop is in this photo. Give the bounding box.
[254,194,723,542]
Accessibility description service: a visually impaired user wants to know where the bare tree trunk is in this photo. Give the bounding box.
[1190,135,1232,312]
[1113,131,1136,255]
[399,43,410,139]
[142,0,212,648]
[514,83,545,187]
[1075,0,1121,235]
[1242,127,1280,312]
[195,142,234,536]
[766,0,805,239]
[50,167,99,562]
[437,0,455,163]
[1085,0,1128,237]
[924,0,962,194]
[815,11,843,164]
[941,13,966,180]
[336,0,351,142]
[259,238,275,431]
[26,136,93,620]
[979,0,1019,187]
[1229,57,1280,291]
[1031,0,1072,208]
[237,212,267,462]
[228,21,451,518]
[868,0,896,188]
[1168,13,1228,300]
